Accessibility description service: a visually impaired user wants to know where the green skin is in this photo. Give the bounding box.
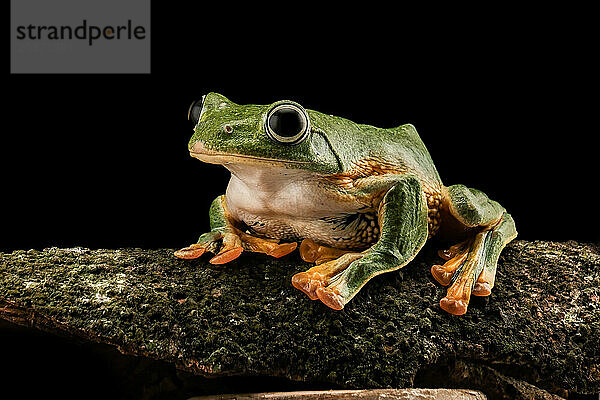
[176,93,517,315]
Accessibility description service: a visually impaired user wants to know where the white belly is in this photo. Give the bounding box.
[224,164,379,250]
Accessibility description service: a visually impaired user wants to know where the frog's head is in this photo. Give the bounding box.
[187,93,342,174]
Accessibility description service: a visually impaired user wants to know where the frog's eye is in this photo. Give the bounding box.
[188,95,206,127]
[265,103,310,145]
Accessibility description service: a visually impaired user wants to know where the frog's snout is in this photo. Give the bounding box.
[190,140,206,154]
[189,140,217,163]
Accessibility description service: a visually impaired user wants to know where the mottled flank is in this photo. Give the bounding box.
[324,158,409,189]
[319,212,380,249]
[425,190,442,238]
[323,157,442,239]
[0,241,599,399]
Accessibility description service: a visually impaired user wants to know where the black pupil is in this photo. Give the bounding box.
[269,108,303,137]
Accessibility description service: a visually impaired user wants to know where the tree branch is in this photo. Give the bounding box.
[0,241,598,399]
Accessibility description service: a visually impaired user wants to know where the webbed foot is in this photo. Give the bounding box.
[432,213,517,315]
[175,228,297,264]
[431,239,471,286]
[175,230,244,264]
[432,234,490,315]
[291,271,325,300]
[292,252,363,306]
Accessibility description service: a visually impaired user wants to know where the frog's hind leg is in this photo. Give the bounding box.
[432,185,517,315]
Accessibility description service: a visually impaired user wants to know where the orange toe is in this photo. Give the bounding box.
[316,287,344,310]
[268,242,298,258]
[299,238,320,262]
[439,297,468,315]
[209,247,243,265]
[291,272,323,300]
[472,282,492,296]
[174,244,206,260]
[431,264,453,286]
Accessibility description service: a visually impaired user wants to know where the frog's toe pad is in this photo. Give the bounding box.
[209,247,243,264]
[316,286,345,310]
[439,296,468,315]
[174,244,207,260]
[472,281,492,296]
[431,264,454,286]
[291,271,324,300]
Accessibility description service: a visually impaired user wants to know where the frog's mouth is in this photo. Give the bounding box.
[189,141,310,167]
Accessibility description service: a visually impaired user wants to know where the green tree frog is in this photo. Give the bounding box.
[175,93,517,315]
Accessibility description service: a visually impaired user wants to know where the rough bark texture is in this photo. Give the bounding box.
[0,240,598,399]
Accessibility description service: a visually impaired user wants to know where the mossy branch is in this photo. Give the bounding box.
[1,241,599,399]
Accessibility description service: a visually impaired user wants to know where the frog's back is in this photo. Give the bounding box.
[374,123,441,186]
[325,118,441,185]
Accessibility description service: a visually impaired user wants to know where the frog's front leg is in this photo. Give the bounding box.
[293,174,429,310]
[175,195,297,264]
[431,185,517,315]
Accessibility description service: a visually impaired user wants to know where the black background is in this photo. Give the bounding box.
[2,4,599,400]
[4,6,599,251]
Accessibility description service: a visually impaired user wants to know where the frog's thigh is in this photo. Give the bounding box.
[445,184,506,228]
[315,175,429,310]
[433,185,517,315]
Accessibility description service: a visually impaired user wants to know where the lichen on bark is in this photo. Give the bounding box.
[0,240,599,399]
